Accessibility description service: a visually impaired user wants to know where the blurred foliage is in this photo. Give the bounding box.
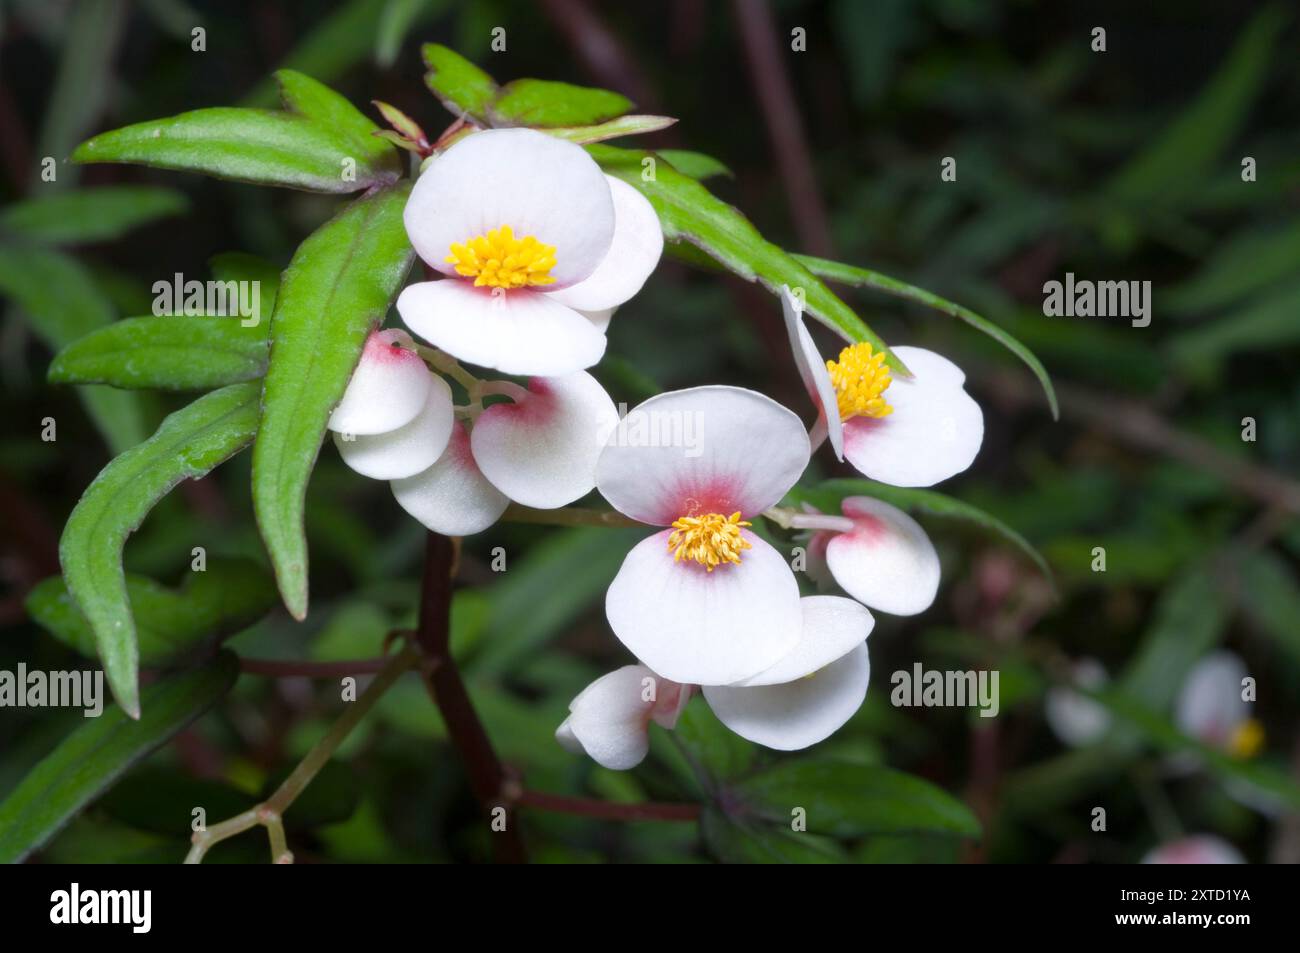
[1,0,1298,864]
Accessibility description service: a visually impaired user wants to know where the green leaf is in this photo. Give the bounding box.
[0,652,239,864]
[422,42,498,123]
[589,144,904,372]
[657,149,733,181]
[1231,549,1300,670]
[73,70,400,193]
[490,79,633,128]
[1105,4,1288,205]
[795,254,1058,419]
[735,759,982,838]
[26,557,277,666]
[60,382,262,717]
[788,479,1053,585]
[543,115,678,144]
[252,184,414,620]
[208,250,282,319]
[1170,280,1300,373]
[674,697,757,782]
[0,186,188,245]
[701,807,847,863]
[1165,221,1300,315]
[0,244,148,453]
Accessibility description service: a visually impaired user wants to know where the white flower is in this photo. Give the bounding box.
[1141,835,1245,865]
[595,385,811,685]
[780,285,983,487]
[1175,650,1262,759]
[326,329,455,480]
[1044,658,1112,747]
[803,496,940,616]
[398,128,663,376]
[557,596,874,768]
[555,665,691,770]
[392,371,619,535]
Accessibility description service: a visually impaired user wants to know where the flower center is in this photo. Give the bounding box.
[445,225,557,289]
[826,342,893,421]
[667,511,751,572]
[1227,718,1264,759]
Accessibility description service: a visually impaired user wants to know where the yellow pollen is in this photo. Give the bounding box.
[1227,718,1264,759]
[667,511,751,572]
[445,224,557,289]
[826,342,894,422]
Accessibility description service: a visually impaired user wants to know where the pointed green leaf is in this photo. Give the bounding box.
[701,807,847,863]
[59,382,262,716]
[422,43,498,122]
[675,697,757,782]
[657,149,733,181]
[735,759,981,838]
[252,184,414,620]
[26,557,277,666]
[490,79,632,128]
[0,652,239,864]
[544,115,677,144]
[0,185,188,245]
[589,144,904,372]
[73,71,400,193]
[795,253,1058,419]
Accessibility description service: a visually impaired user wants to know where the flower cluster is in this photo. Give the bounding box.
[327,127,992,771]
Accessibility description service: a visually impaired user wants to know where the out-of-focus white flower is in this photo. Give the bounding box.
[1175,650,1262,759]
[1141,835,1245,865]
[398,128,662,376]
[802,496,940,616]
[595,385,811,685]
[1045,658,1113,747]
[780,285,983,487]
[557,596,873,768]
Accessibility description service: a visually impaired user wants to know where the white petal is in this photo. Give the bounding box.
[403,128,615,287]
[605,530,802,685]
[733,596,873,687]
[327,329,432,436]
[471,371,618,508]
[824,496,940,616]
[841,346,983,487]
[390,422,508,536]
[398,280,606,376]
[555,718,584,755]
[563,664,658,770]
[333,375,454,480]
[544,176,662,311]
[1141,836,1245,865]
[579,306,615,332]
[703,642,870,751]
[595,385,810,525]
[1044,658,1112,747]
[1175,651,1250,747]
[780,285,843,459]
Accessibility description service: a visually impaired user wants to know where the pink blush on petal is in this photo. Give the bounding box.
[364,329,423,367]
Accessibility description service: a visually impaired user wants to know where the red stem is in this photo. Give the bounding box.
[518,791,701,823]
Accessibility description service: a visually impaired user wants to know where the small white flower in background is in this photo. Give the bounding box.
[398,128,663,376]
[1175,650,1262,760]
[802,495,940,616]
[1141,835,1245,865]
[326,329,455,479]
[595,385,811,685]
[556,596,874,767]
[780,285,983,487]
[1044,657,1112,747]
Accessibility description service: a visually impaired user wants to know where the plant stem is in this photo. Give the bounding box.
[501,502,643,529]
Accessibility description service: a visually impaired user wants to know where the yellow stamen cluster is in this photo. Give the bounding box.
[667,511,751,572]
[826,342,894,422]
[445,225,557,289]
[1227,718,1264,759]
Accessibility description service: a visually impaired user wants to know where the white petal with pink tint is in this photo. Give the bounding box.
[390,423,508,536]
[1044,658,1112,747]
[558,664,658,770]
[398,279,606,375]
[605,529,801,685]
[595,386,810,525]
[327,329,432,436]
[734,596,873,687]
[703,642,870,751]
[333,375,454,480]
[544,176,662,312]
[1176,651,1250,747]
[781,285,843,459]
[403,128,615,288]
[824,496,940,616]
[1142,835,1245,865]
[471,371,618,509]
[841,346,983,488]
